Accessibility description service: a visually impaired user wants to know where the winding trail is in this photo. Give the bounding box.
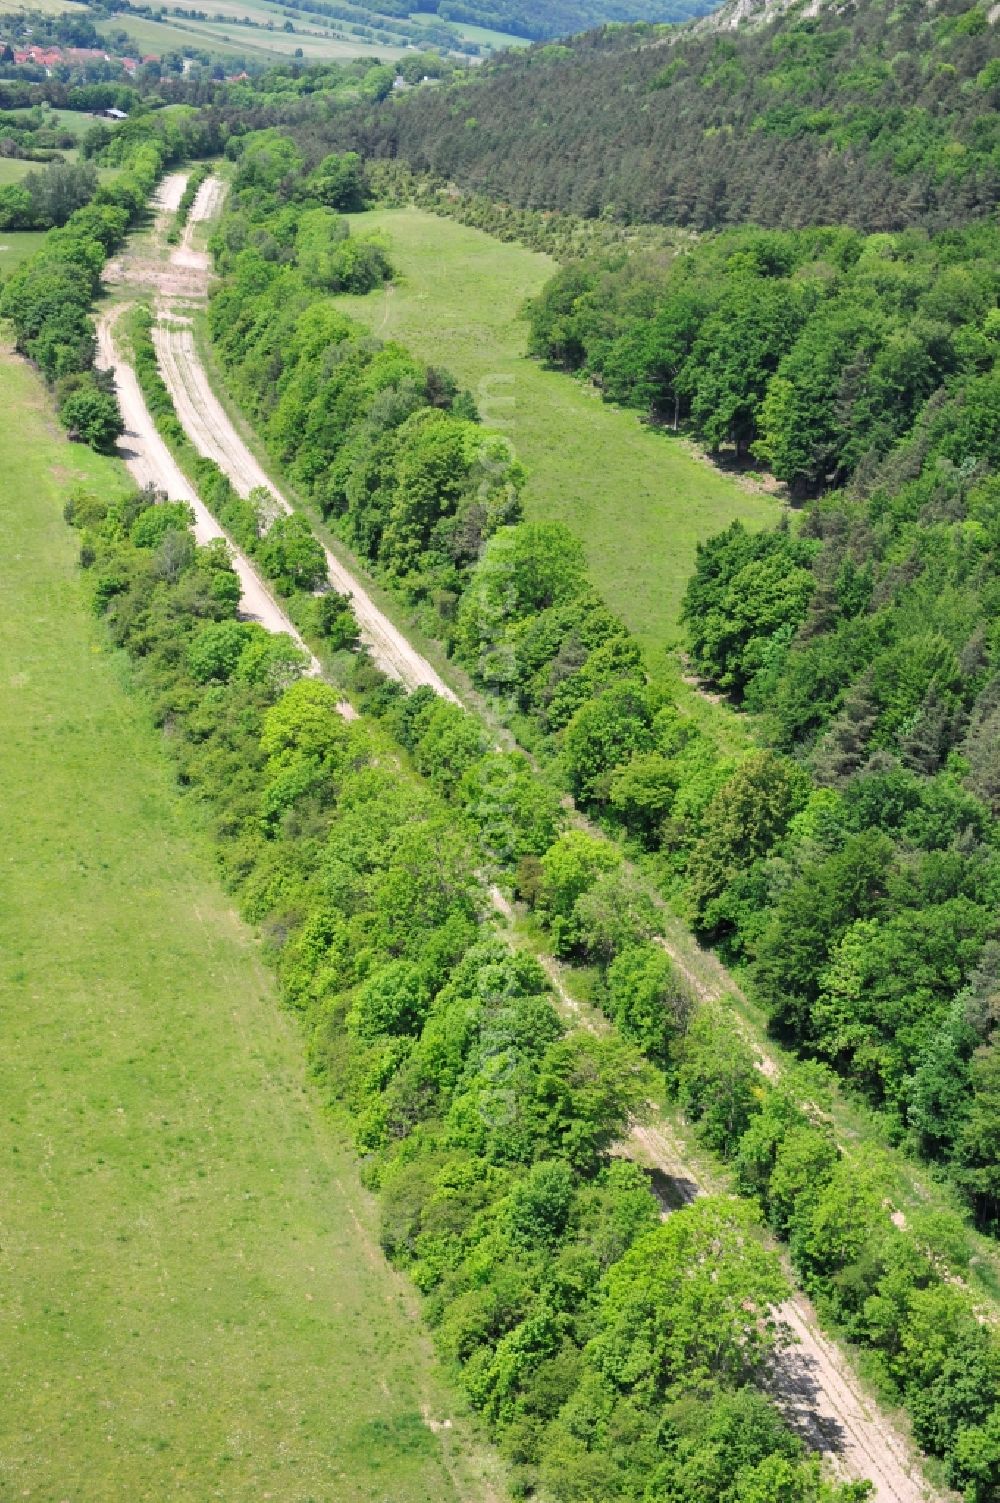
[95,304,340,696]
[146,173,459,699]
[107,171,942,1503]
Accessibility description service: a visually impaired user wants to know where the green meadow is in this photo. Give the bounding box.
[0,348,500,1502]
[0,228,48,276]
[338,207,783,671]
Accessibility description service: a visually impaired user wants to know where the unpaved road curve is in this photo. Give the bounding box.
[155,320,458,700]
[96,303,361,717]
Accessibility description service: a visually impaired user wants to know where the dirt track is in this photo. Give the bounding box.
[95,304,335,687]
[628,1114,934,1503]
[155,320,459,699]
[110,172,939,1503]
[147,175,459,700]
[534,941,936,1502]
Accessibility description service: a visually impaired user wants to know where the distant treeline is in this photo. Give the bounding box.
[323,0,1000,232]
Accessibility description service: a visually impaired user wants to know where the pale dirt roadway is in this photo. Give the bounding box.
[156,320,459,701]
[161,175,937,1503]
[155,171,187,216]
[156,174,458,700]
[95,304,363,717]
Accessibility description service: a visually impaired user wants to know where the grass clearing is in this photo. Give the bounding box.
[0,228,47,274]
[408,10,528,48]
[338,207,783,676]
[0,346,501,1502]
[0,157,36,184]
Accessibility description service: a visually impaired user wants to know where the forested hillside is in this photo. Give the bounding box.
[334,0,1000,230]
[394,0,718,39]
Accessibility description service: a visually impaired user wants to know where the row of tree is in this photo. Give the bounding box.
[525,221,999,495]
[127,301,360,647]
[0,102,233,451]
[365,157,680,264]
[202,138,1000,1494]
[0,130,167,449]
[64,481,871,1503]
[208,130,521,599]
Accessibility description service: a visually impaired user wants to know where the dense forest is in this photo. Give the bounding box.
[326,0,1000,231]
[383,0,719,39]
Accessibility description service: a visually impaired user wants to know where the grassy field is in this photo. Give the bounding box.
[0,0,82,11]
[97,0,521,62]
[0,227,47,274]
[409,10,527,48]
[338,207,782,671]
[0,157,36,184]
[101,8,408,61]
[0,347,501,1502]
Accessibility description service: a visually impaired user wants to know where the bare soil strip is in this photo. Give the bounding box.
[157,320,458,699]
[95,304,361,714]
[147,173,459,699]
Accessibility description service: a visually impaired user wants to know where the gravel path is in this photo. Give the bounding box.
[152,175,458,700]
[95,304,357,711]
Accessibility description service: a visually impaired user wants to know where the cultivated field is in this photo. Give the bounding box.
[0,0,83,12]
[408,9,528,48]
[338,207,782,668]
[0,347,499,1501]
[102,5,411,62]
